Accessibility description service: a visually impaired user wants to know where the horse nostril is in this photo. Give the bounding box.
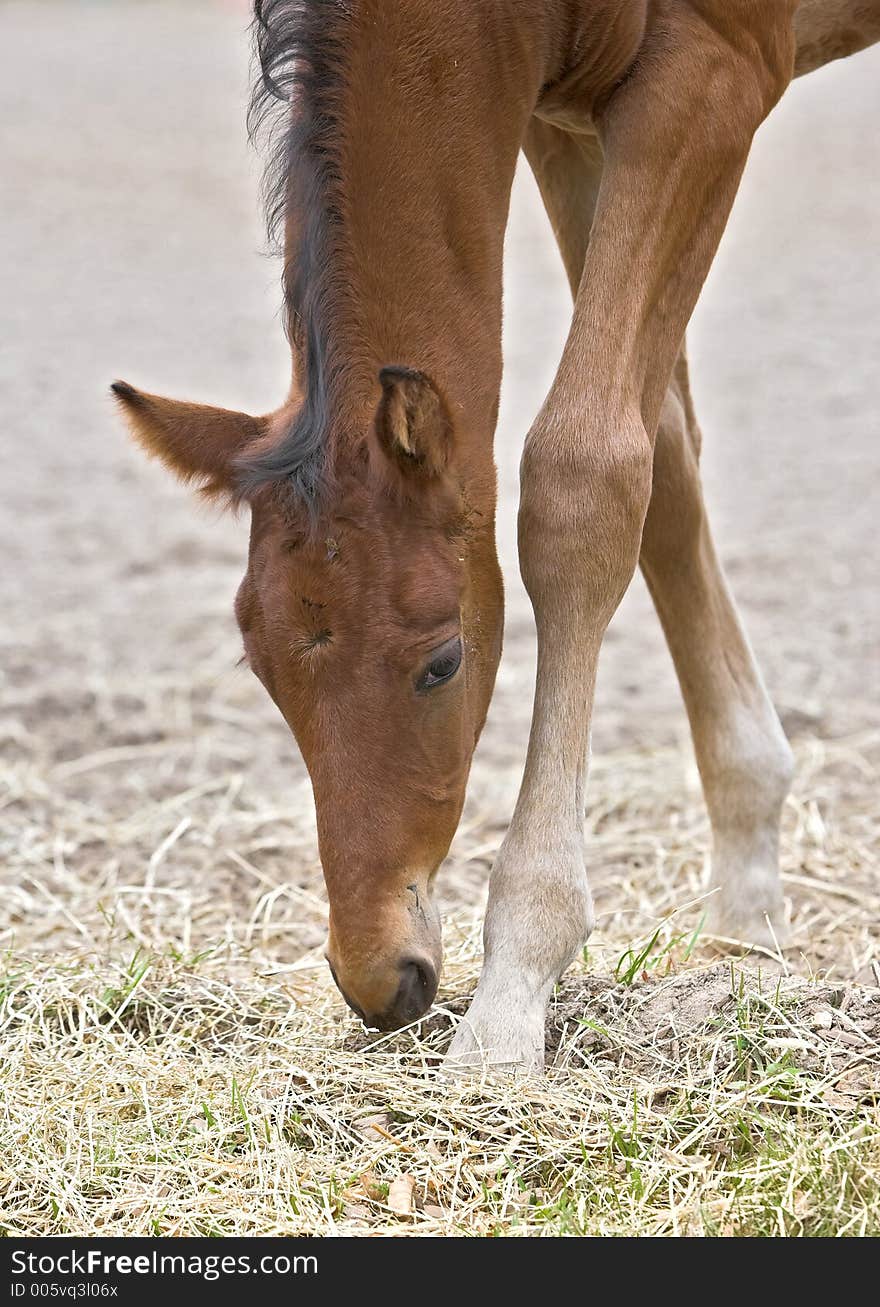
[394,958,438,1025]
[336,957,439,1032]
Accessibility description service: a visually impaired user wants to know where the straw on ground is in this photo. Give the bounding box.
[1,671,878,1235]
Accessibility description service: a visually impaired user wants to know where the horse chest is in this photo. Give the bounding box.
[535,0,648,132]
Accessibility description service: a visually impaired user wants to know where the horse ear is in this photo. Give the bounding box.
[375,367,453,476]
[111,381,268,499]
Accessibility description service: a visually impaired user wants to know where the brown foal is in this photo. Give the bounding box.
[114,0,880,1069]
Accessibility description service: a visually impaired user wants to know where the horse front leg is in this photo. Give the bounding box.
[444,2,796,1074]
[641,352,795,951]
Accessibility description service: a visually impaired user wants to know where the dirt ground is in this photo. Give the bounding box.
[2,3,879,1014]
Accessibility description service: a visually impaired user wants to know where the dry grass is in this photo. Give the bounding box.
[1,661,878,1236]
[1,947,878,1237]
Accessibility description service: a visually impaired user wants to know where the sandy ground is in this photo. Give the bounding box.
[1,3,878,984]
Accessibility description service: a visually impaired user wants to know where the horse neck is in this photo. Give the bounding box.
[284,3,550,492]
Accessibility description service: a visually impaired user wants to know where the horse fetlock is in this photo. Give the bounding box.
[484,831,595,981]
[483,893,593,986]
[715,715,794,805]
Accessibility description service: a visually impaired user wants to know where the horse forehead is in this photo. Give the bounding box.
[391,546,459,614]
[254,503,461,610]
[323,516,457,588]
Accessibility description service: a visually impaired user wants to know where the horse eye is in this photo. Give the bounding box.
[416,636,462,693]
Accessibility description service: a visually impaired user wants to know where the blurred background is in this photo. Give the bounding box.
[1,2,878,982]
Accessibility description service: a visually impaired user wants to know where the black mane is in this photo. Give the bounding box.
[241,0,355,505]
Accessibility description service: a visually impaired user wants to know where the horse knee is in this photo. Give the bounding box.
[518,410,653,621]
